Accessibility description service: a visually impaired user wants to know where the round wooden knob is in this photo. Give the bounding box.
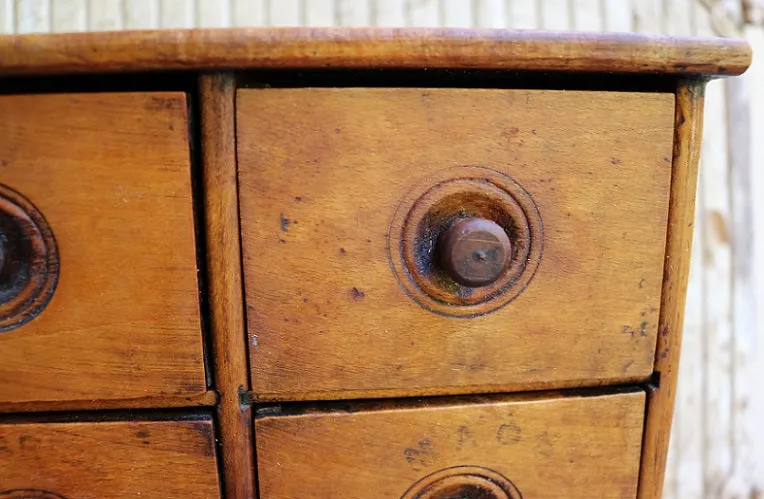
[439,217,512,287]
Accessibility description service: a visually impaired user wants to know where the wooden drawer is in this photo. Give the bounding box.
[0,93,205,406]
[237,88,674,401]
[0,416,221,497]
[256,388,645,498]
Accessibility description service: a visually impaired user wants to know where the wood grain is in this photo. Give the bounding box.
[638,81,706,499]
[0,28,751,76]
[199,73,256,499]
[0,390,217,414]
[0,417,221,497]
[0,93,206,405]
[663,3,695,496]
[256,389,646,498]
[238,87,675,401]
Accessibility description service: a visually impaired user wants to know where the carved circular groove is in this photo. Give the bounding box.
[401,466,522,499]
[388,166,542,318]
[0,184,59,333]
[0,491,67,499]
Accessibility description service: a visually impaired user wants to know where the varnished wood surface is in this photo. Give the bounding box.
[638,81,706,499]
[0,93,206,405]
[256,389,646,498]
[238,87,674,401]
[0,417,221,497]
[200,73,256,499]
[0,390,217,414]
[0,28,751,77]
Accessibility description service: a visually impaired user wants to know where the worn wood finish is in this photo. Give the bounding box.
[199,72,256,499]
[638,81,706,499]
[256,389,646,498]
[0,93,206,405]
[0,18,751,496]
[238,87,675,401]
[663,4,698,497]
[0,417,221,497]
[0,28,751,77]
[0,390,217,414]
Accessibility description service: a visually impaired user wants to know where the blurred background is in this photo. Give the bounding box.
[1,1,761,497]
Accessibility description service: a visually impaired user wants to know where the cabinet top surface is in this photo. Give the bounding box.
[0,28,751,77]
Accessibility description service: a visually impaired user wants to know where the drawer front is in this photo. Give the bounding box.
[238,88,674,400]
[0,417,220,497]
[0,93,205,404]
[256,389,646,498]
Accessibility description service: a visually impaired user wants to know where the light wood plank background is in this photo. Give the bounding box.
[0,1,762,497]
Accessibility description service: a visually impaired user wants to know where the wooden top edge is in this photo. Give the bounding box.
[0,28,752,77]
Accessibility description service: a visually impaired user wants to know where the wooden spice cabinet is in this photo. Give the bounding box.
[0,29,752,499]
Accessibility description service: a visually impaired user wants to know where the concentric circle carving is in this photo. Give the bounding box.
[0,184,59,332]
[0,491,67,499]
[401,466,522,499]
[388,166,542,318]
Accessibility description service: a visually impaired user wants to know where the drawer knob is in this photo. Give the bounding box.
[390,166,542,316]
[439,217,512,287]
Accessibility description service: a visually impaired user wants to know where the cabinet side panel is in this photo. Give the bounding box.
[638,80,706,499]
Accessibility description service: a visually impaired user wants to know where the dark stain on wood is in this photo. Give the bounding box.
[456,425,476,450]
[403,438,437,471]
[496,423,522,445]
[18,435,41,450]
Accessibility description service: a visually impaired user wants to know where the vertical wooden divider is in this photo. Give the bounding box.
[200,72,256,499]
[638,80,706,499]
